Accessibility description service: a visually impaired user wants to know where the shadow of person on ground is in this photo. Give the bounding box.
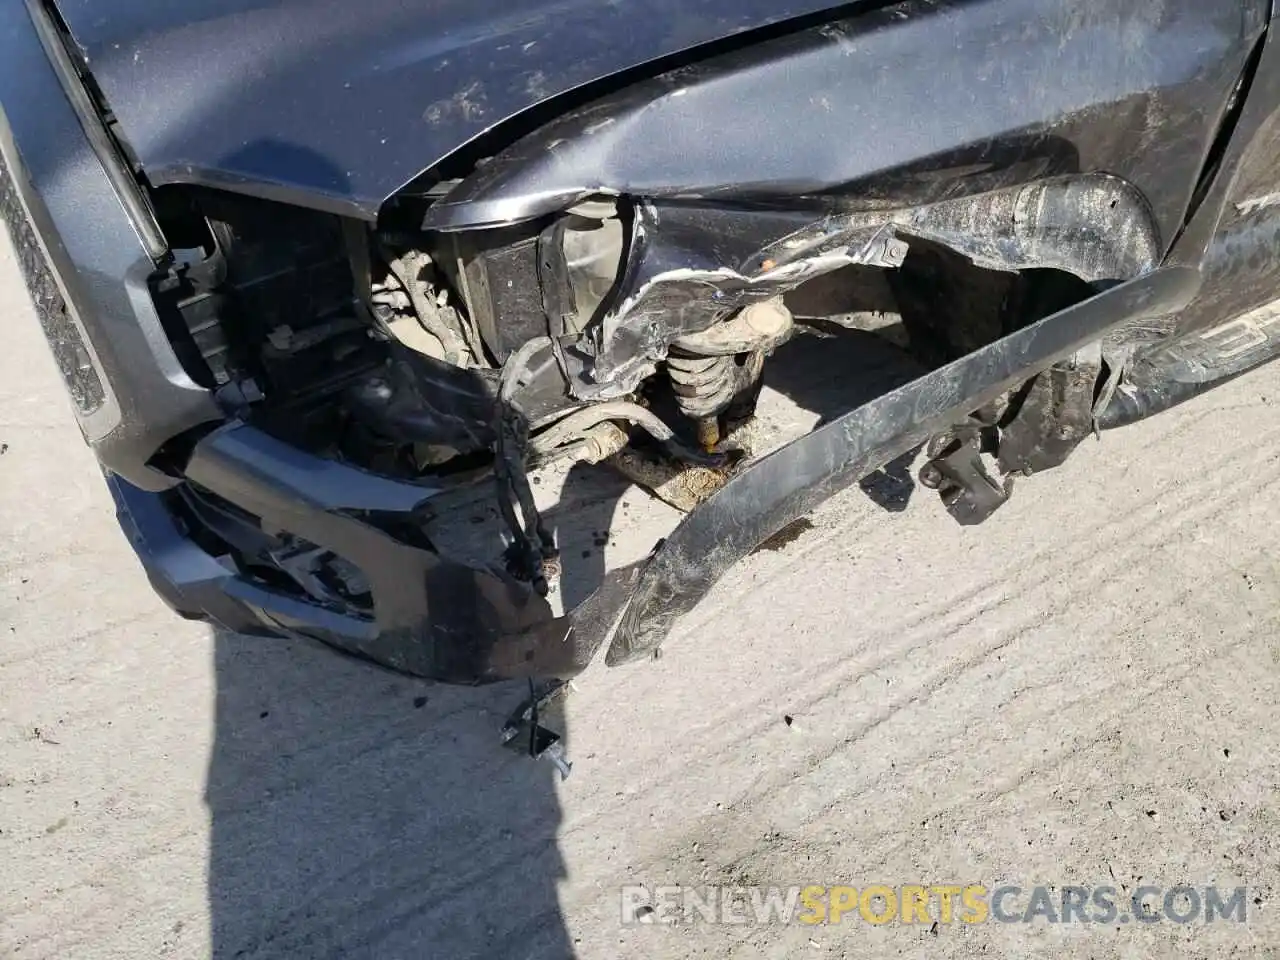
[207,628,576,960]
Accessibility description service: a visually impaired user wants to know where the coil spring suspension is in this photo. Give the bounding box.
[666,300,790,448]
[667,353,740,418]
[667,351,764,449]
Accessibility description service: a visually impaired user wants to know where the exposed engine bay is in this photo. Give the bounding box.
[146,172,1153,615]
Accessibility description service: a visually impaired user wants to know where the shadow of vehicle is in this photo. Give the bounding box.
[197,140,609,960]
[206,627,576,959]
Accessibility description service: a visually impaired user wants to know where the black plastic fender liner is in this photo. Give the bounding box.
[604,265,1203,665]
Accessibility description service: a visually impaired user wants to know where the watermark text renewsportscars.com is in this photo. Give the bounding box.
[620,884,1251,926]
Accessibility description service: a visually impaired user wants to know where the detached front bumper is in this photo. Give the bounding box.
[109,422,625,683]
[107,267,1198,684]
[0,0,624,684]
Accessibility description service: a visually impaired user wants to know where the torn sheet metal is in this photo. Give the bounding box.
[564,215,908,399]
[563,175,1159,403]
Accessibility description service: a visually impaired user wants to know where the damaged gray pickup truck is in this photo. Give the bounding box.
[4,0,1280,690]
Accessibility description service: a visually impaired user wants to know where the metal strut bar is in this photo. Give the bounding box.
[604,266,1202,665]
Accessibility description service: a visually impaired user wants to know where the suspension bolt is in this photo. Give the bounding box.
[696,417,721,452]
[919,463,944,490]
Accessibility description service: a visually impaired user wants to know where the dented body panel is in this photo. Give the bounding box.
[425,0,1265,247]
[48,0,871,217]
[48,0,1267,232]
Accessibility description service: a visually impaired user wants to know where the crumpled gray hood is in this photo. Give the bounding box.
[51,0,851,218]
